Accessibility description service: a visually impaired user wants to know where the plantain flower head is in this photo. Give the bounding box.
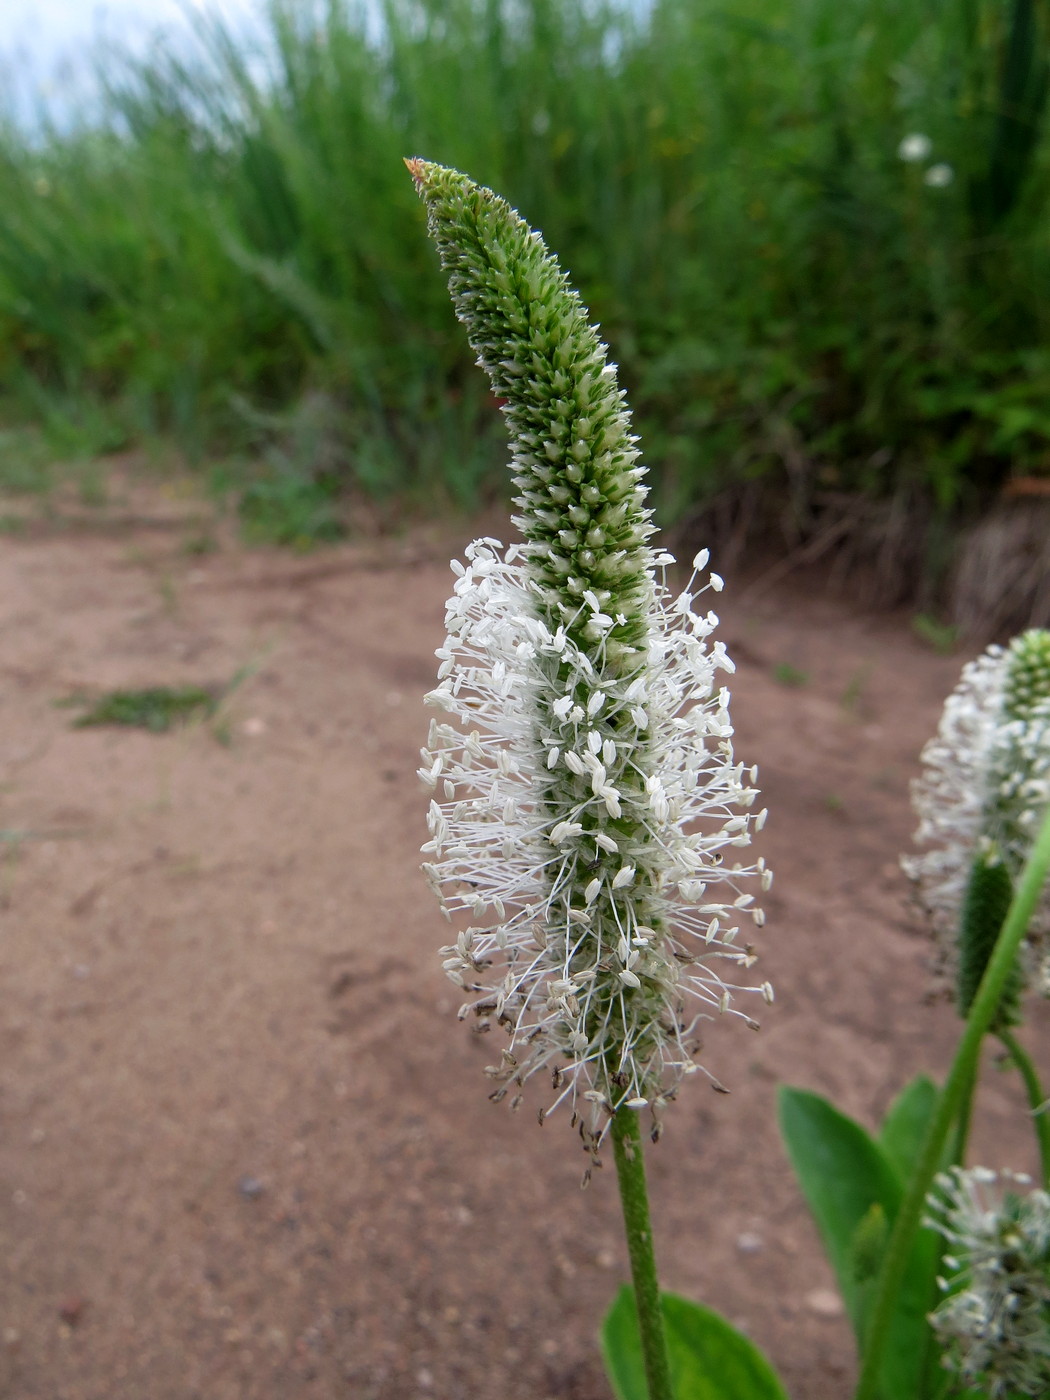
[411,160,770,1148]
[927,1166,1050,1398]
[904,630,1050,1002]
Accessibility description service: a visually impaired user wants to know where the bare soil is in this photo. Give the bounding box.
[0,479,1045,1400]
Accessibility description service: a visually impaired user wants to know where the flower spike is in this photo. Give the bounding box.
[411,161,768,1142]
[926,1166,1050,1397]
[905,629,1050,1009]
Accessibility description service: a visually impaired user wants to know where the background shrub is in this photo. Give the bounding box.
[0,0,1047,562]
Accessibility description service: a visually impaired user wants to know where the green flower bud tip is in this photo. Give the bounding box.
[1003,630,1050,724]
[957,851,1021,1025]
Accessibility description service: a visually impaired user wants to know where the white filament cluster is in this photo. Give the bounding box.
[927,1166,1050,1397]
[420,538,769,1141]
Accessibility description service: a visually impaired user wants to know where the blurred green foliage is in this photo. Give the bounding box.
[0,0,1048,530]
[69,685,219,731]
[773,662,810,688]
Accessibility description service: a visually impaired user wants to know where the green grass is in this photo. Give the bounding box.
[0,426,55,494]
[773,662,810,688]
[68,685,220,732]
[61,656,266,735]
[0,0,1048,540]
[911,612,961,654]
[238,474,344,547]
[839,664,872,716]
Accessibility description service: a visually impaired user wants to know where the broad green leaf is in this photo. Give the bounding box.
[780,1086,948,1399]
[601,1287,649,1400]
[880,1222,947,1400]
[878,1075,938,1184]
[778,1086,902,1336]
[601,1287,648,1400]
[877,1076,957,1399]
[601,1286,789,1400]
[850,1202,888,1285]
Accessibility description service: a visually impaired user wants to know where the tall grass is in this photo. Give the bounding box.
[0,0,1048,532]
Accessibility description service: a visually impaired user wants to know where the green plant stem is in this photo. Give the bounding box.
[611,1109,674,1400]
[998,1026,1050,1189]
[923,1057,979,1394]
[948,1057,976,1168]
[853,803,1050,1400]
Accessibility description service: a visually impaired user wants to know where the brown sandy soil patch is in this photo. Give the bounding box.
[0,484,1045,1400]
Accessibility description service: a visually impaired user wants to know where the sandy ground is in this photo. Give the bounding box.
[0,480,1045,1400]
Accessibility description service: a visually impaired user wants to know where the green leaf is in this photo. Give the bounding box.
[850,1202,888,1285]
[878,1075,938,1184]
[601,1287,648,1400]
[778,1087,902,1337]
[601,1287,789,1400]
[878,1081,956,1397]
[780,1086,948,1399]
[887,1223,951,1400]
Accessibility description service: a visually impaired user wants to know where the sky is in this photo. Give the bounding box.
[1,0,260,64]
[0,0,263,121]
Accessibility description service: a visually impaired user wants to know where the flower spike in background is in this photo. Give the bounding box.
[905,629,1050,1016]
[411,159,769,1148]
[926,1166,1050,1398]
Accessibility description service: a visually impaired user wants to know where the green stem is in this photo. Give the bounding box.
[998,1026,1050,1190]
[921,1058,979,1393]
[611,1109,674,1400]
[853,803,1050,1400]
[947,1056,976,1169]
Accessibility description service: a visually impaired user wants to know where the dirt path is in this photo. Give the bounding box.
[0,489,1044,1400]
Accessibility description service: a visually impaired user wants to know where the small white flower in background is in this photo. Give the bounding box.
[904,630,1050,995]
[898,133,933,163]
[410,160,769,1148]
[926,1166,1050,1398]
[924,162,954,189]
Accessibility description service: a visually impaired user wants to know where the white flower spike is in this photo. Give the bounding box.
[409,160,768,1146]
[904,630,1050,1001]
[926,1166,1050,1398]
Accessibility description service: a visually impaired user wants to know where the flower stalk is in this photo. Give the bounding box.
[611,1111,674,1400]
[997,1027,1050,1191]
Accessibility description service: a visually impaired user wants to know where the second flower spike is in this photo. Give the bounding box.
[905,629,1050,1015]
